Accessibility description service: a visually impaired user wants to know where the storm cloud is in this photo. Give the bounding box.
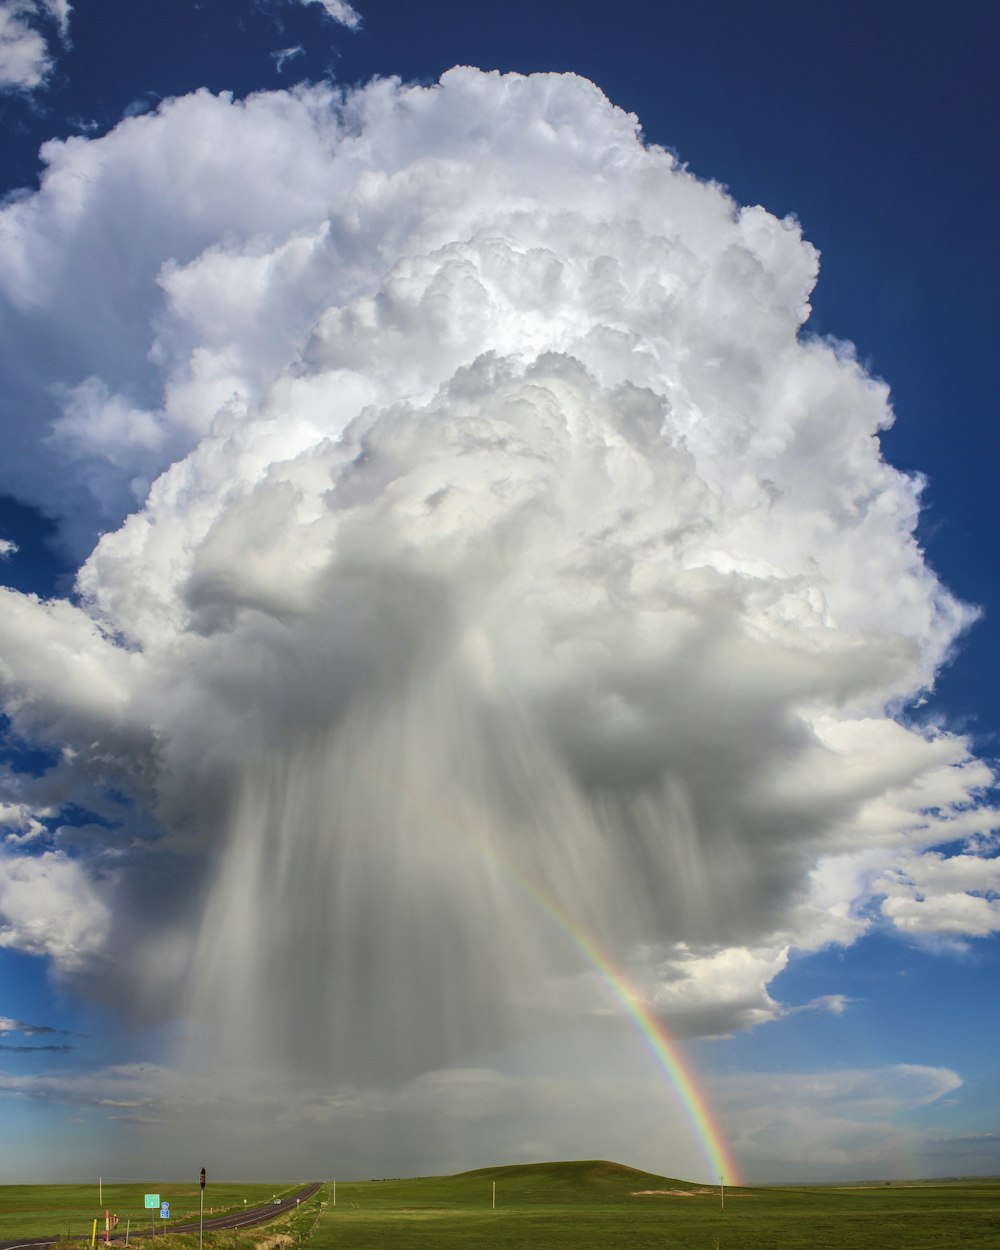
[0,67,997,1175]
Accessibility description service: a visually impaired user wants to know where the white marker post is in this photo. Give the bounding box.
[332,1180,336,1208]
[492,1181,496,1210]
[719,1175,725,1212]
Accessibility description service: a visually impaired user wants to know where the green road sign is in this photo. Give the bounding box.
[144,1195,160,1209]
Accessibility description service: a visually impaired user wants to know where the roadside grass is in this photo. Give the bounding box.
[0,1184,297,1242]
[4,1164,1000,1250]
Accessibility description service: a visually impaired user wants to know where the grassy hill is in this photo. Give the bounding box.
[327,1158,702,1212]
[453,1157,703,1201]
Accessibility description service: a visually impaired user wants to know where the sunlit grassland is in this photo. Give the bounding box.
[4,1164,1000,1250]
[307,1164,1000,1250]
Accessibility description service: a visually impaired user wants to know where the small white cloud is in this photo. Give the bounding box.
[876,850,1000,941]
[804,993,851,1016]
[272,44,305,74]
[0,2,50,90]
[0,1014,61,1035]
[0,538,17,559]
[641,945,790,1037]
[299,0,361,30]
[0,800,47,845]
[0,0,70,92]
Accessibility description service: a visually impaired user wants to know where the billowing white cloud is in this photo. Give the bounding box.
[0,798,48,846]
[877,850,1000,940]
[0,67,996,1169]
[0,0,69,91]
[0,849,110,967]
[551,943,791,1038]
[0,81,378,543]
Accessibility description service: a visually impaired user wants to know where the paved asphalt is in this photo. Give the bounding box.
[0,1183,324,1250]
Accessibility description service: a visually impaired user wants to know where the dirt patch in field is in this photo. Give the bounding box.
[631,1189,696,1197]
[632,1187,741,1199]
[254,1234,293,1250]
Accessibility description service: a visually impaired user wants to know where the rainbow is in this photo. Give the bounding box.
[560,913,741,1185]
[520,883,741,1186]
[463,821,742,1185]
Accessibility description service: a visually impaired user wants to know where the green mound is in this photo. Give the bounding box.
[451,1159,701,1201]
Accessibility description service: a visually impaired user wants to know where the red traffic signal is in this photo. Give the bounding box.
[200,1168,206,1189]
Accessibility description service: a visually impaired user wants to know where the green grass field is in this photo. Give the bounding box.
[4,1162,1000,1250]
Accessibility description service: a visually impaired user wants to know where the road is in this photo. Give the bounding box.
[0,1183,324,1250]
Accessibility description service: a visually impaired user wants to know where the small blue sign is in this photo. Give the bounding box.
[160,1203,170,1219]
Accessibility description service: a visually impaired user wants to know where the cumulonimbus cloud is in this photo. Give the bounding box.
[0,67,997,1164]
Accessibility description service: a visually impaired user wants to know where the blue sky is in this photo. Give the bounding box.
[0,0,998,1185]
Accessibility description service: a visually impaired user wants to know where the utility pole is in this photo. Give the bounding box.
[199,1168,206,1250]
[719,1176,725,1212]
